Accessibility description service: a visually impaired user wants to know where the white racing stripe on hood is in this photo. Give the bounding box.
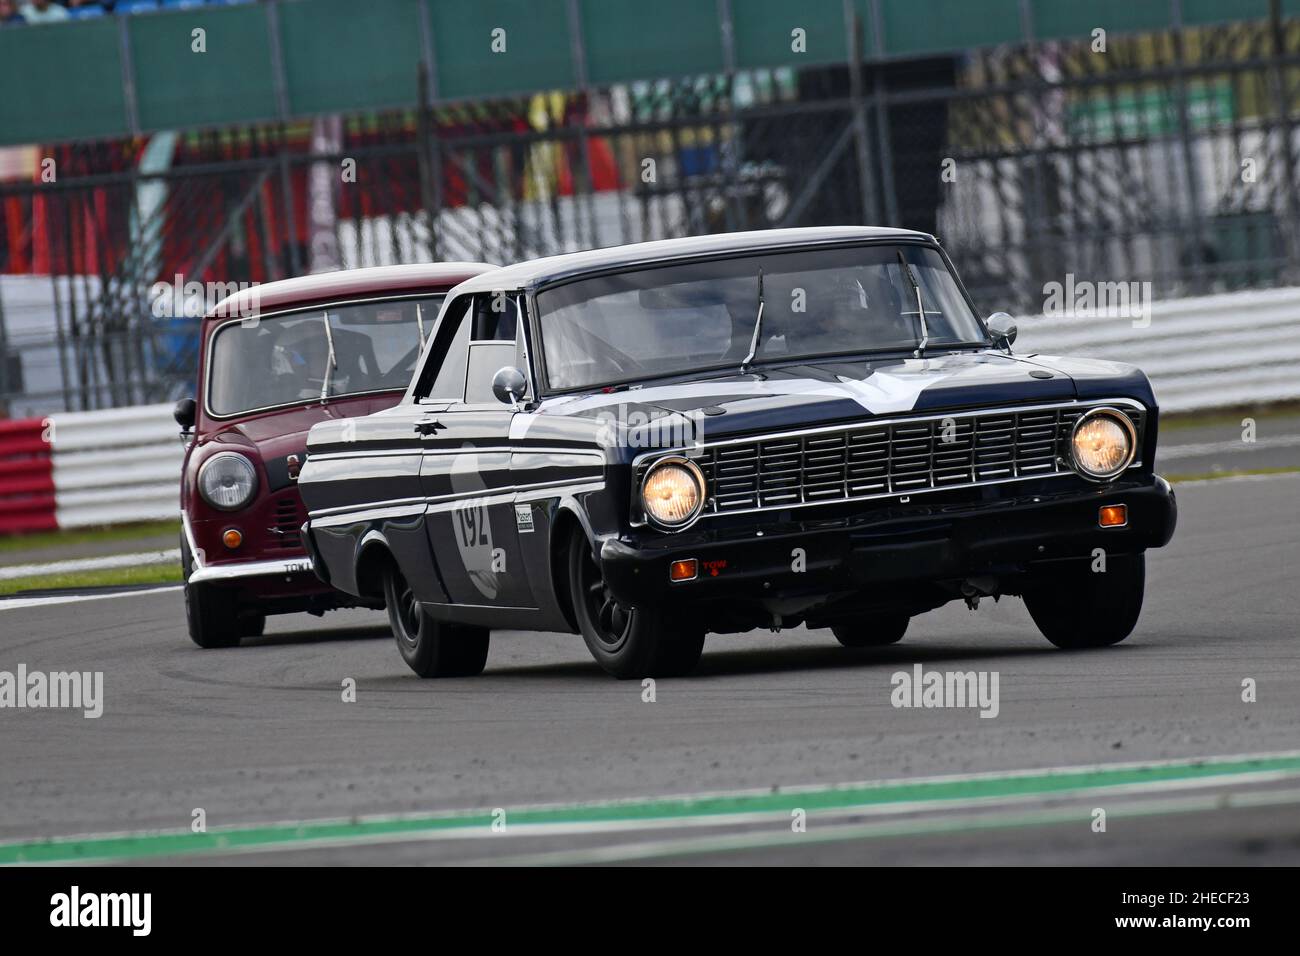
[537,360,963,418]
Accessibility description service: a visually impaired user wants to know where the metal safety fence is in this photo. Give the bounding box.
[2,12,1300,415]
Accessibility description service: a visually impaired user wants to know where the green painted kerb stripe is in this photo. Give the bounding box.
[5,753,1299,864]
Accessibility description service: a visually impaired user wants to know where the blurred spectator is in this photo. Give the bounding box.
[19,0,70,23]
[0,0,25,24]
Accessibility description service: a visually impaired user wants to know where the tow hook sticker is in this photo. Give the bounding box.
[515,504,535,533]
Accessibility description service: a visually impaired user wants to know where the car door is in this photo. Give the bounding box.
[417,292,537,609]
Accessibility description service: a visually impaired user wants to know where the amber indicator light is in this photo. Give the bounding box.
[222,528,244,549]
[669,558,698,582]
[1099,504,1127,528]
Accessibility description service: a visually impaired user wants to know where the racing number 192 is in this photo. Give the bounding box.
[455,502,488,548]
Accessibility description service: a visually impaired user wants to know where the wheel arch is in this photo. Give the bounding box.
[354,530,397,602]
[548,498,596,634]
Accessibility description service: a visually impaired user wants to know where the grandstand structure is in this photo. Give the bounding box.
[0,0,1297,413]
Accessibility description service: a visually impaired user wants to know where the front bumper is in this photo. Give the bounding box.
[184,513,318,586]
[187,556,315,585]
[600,476,1177,606]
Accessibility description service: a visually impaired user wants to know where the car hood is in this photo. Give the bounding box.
[534,350,1153,441]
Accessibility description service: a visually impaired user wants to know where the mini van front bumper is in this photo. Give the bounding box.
[183,515,316,584]
[187,556,315,584]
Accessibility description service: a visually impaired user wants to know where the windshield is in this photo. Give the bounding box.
[206,295,445,417]
[536,245,987,391]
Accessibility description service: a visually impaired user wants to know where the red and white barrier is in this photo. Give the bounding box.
[0,417,56,534]
[0,404,181,535]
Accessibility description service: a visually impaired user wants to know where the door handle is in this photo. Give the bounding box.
[414,419,445,435]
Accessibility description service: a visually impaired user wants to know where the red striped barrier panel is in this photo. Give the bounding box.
[0,417,55,534]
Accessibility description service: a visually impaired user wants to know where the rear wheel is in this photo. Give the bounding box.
[831,613,909,647]
[567,526,704,679]
[383,563,489,677]
[1023,553,1145,649]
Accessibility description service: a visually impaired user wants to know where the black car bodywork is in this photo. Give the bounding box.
[299,227,1177,678]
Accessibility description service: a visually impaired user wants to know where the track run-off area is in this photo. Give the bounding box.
[1,473,1297,864]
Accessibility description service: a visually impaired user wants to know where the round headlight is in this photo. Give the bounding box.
[641,457,704,528]
[1070,409,1136,481]
[198,452,258,511]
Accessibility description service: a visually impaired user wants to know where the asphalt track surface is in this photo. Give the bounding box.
[1,469,1297,865]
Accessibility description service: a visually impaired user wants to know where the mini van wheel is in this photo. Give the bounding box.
[1022,553,1145,649]
[182,536,241,649]
[383,563,489,677]
[567,526,704,679]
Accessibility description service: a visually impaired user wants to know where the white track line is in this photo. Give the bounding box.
[1159,434,1300,459]
[0,585,181,611]
[0,548,180,581]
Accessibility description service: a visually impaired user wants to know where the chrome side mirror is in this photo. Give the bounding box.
[492,366,527,407]
[986,312,1017,352]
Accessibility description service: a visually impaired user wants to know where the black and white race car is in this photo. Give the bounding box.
[298,227,1177,679]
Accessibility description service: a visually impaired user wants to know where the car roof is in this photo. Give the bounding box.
[449,227,933,294]
[206,262,498,320]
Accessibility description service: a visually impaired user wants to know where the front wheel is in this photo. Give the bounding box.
[182,536,241,649]
[383,563,488,677]
[1022,553,1145,649]
[184,580,243,649]
[568,526,705,679]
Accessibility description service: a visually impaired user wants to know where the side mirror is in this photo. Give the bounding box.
[491,366,527,407]
[173,397,196,431]
[986,312,1017,352]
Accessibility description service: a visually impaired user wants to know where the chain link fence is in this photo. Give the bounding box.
[1,16,1298,416]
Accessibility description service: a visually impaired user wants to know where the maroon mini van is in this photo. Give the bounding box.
[174,262,495,648]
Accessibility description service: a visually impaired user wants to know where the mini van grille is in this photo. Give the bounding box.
[271,495,304,548]
[640,403,1144,518]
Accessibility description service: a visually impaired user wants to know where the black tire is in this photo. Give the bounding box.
[181,536,241,649]
[238,612,267,638]
[383,563,488,677]
[831,613,909,647]
[567,525,705,679]
[1023,553,1145,649]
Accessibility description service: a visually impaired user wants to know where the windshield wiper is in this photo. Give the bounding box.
[740,266,765,374]
[898,250,929,359]
[320,310,338,402]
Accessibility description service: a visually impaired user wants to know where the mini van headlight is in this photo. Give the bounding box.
[641,457,704,528]
[1070,408,1136,481]
[198,452,258,511]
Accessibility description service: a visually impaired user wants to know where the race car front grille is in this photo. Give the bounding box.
[686,403,1144,515]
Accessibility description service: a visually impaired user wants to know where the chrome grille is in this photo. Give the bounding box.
[681,403,1143,515]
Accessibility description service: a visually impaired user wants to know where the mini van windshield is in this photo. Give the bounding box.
[206,295,445,417]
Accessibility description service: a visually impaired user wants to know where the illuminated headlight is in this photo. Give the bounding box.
[1070,408,1137,481]
[641,457,704,529]
[198,452,258,511]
